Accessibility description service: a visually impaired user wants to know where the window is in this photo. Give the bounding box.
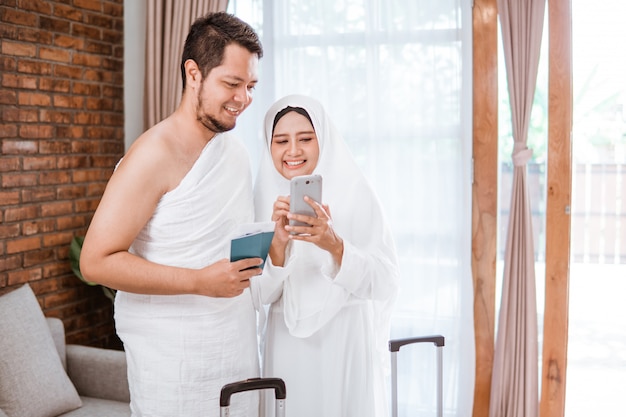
[229,1,474,415]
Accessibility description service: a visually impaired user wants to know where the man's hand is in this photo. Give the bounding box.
[196,258,263,297]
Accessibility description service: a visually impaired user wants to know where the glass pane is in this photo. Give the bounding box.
[567,1,626,415]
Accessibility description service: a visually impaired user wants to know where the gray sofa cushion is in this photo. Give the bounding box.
[57,397,130,417]
[0,285,82,417]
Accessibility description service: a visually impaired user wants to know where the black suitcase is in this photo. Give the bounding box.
[389,335,445,417]
[220,377,286,417]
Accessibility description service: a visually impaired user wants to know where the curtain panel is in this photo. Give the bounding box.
[227,1,475,416]
[490,1,546,417]
[144,0,229,130]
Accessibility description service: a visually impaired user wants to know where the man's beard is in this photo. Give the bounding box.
[196,92,236,133]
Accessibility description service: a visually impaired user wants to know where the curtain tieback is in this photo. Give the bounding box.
[512,144,533,167]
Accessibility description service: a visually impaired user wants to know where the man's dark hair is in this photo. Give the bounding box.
[180,12,263,90]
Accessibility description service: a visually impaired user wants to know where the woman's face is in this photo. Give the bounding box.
[270,111,320,179]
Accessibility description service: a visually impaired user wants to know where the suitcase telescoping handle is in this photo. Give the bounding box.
[389,335,445,417]
[220,377,286,417]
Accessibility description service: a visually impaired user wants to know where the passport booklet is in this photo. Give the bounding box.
[229,222,275,269]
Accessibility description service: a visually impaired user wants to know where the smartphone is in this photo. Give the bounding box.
[289,174,323,230]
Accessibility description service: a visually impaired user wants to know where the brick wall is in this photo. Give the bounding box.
[0,0,124,349]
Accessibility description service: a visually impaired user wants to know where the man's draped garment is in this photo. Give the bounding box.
[115,133,259,417]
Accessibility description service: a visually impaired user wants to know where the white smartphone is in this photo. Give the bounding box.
[289,174,323,230]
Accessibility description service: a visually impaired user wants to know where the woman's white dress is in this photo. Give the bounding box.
[253,95,399,417]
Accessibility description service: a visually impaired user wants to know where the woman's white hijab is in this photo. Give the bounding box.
[254,94,365,223]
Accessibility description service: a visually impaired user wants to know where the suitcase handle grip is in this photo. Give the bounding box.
[389,335,445,352]
[220,377,286,407]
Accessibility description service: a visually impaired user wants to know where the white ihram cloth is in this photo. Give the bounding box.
[252,95,399,417]
[114,133,260,417]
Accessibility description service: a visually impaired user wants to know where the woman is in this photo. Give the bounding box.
[253,94,399,417]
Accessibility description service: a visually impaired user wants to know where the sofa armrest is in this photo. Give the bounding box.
[66,344,130,403]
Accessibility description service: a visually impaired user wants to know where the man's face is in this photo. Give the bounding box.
[196,44,259,133]
[270,111,320,180]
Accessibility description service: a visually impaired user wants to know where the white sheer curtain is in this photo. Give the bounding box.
[228,1,474,415]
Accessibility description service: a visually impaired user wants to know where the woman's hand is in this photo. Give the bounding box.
[286,196,344,266]
[268,195,291,267]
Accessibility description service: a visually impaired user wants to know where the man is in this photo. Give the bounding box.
[80,12,263,417]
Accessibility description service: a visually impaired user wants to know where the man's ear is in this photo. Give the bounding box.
[184,59,201,88]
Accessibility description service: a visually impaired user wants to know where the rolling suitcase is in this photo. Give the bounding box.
[220,377,286,417]
[389,335,445,417]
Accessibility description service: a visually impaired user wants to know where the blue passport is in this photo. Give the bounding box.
[230,222,275,269]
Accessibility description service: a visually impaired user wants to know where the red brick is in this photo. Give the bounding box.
[2,8,38,26]
[0,90,17,105]
[18,0,53,14]
[72,52,102,68]
[2,141,38,156]
[22,188,56,203]
[57,155,89,169]
[73,82,101,96]
[4,205,38,222]
[71,139,100,153]
[18,91,52,106]
[39,16,71,34]
[0,254,22,272]
[40,109,72,124]
[2,107,38,122]
[23,156,56,170]
[19,124,54,139]
[13,26,53,44]
[8,267,43,286]
[57,126,85,139]
[102,28,123,44]
[0,157,21,172]
[42,261,72,279]
[57,215,87,230]
[1,40,36,57]
[54,34,84,49]
[41,200,73,216]
[2,172,37,187]
[54,64,83,79]
[0,224,20,239]
[0,55,17,71]
[73,0,102,12]
[43,231,73,247]
[24,248,55,267]
[86,182,106,197]
[17,59,53,75]
[39,77,71,93]
[75,198,100,213]
[0,124,18,138]
[74,112,101,125]
[43,287,82,309]
[53,95,84,109]
[57,183,87,198]
[40,171,71,186]
[84,40,112,55]
[7,236,41,254]
[2,73,38,89]
[103,2,123,17]
[0,190,20,204]
[52,4,83,21]
[39,141,71,154]
[40,46,72,63]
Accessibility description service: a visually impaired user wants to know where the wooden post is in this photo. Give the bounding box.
[471,0,498,416]
[541,0,572,416]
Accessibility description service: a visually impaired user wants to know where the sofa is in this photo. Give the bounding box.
[0,284,131,417]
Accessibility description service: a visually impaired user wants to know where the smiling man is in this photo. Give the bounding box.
[80,12,263,417]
